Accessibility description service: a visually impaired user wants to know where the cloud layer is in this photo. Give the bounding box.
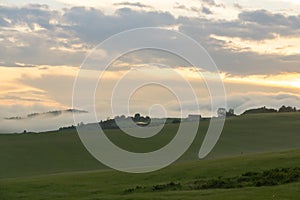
[0,4,299,75]
[0,2,300,132]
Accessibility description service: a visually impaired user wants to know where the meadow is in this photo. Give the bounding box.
[1,112,300,199]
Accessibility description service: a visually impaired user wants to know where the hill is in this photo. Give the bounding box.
[242,105,299,115]
[241,106,277,115]
[1,112,300,179]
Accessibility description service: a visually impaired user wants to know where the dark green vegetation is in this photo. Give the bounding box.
[1,150,300,199]
[242,105,299,115]
[242,106,278,115]
[125,167,300,193]
[0,130,102,178]
[1,112,300,199]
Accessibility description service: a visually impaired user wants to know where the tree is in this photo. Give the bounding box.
[134,113,141,121]
[279,105,295,113]
[217,108,226,117]
[228,108,235,115]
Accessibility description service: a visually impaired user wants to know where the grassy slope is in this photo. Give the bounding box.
[1,149,300,199]
[1,112,300,179]
[1,112,300,199]
[0,130,102,178]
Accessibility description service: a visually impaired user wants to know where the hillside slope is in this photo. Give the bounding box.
[1,149,300,199]
[0,112,300,178]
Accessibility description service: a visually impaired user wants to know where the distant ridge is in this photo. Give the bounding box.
[242,105,299,115]
[242,106,277,115]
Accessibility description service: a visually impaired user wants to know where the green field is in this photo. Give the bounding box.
[1,150,300,199]
[1,112,300,199]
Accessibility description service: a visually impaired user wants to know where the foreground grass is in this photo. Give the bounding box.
[1,149,300,199]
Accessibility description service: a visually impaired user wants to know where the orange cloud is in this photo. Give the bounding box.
[211,34,300,56]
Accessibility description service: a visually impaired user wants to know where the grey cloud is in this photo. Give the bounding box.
[113,49,192,69]
[190,7,200,13]
[0,4,56,30]
[0,62,38,68]
[0,4,300,76]
[201,0,225,8]
[202,7,212,15]
[177,14,300,75]
[174,4,212,15]
[0,23,87,66]
[25,4,50,10]
[179,9,300,40]
[210,48,300,75]
[239,9,290,26]
[0,17,9,26]
[178,16,273,41]
[233,3,243,10]
[173,0,225,16]
[113,2,152,8]
[0,5,86,67]
[238,10,300,38]
[174,4,189,10]
[63,7,176,44]
[202,0,216,6]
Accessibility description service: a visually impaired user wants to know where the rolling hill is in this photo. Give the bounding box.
[1,112,300,199]
[1,112,300,178]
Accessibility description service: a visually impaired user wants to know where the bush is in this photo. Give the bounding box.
[124,167,300,194]
[152,182,182,191]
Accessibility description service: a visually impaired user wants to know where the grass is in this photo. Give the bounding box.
[0,112,300,199]
[0,130,102,178]
[3,112,300,178]
[1,149,300,199]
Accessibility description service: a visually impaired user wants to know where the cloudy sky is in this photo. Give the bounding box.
[0,0,300,132]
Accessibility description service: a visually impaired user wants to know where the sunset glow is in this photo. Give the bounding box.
[211,34,300,56]
[0,0,300,132]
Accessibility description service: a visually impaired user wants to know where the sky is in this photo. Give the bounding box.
[0,0,300,132]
